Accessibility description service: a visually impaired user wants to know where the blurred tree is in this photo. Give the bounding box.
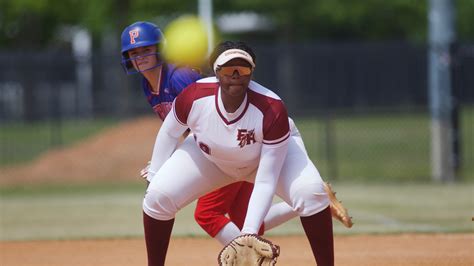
[0,0,198,48]
[0,0,472,49]
[219,0,473,42]
[456,0,474,41]
[0,0,114,48]
[216,0,427,41]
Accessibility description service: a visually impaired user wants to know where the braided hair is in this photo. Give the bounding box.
[209,41,257,71]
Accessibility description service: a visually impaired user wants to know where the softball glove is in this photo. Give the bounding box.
[324,182,353,228]
[218,234,280,266]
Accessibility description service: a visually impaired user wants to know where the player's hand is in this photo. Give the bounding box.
[140,161,151,180]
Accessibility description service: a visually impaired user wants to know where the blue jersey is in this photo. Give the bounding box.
[142,64,201,120]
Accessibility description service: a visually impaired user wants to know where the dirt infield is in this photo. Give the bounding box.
[2,234,473,266]
[0,117,160,186]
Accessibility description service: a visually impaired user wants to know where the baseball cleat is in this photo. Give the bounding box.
[324,182,353,228]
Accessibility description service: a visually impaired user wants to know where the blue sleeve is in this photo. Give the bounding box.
[170,68,202,95]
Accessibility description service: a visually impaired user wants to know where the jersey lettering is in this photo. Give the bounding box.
[129,30,139,44]
[237,129,256,148]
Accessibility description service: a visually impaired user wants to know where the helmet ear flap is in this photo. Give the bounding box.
[121,51,138,74]
[125,59,134,71]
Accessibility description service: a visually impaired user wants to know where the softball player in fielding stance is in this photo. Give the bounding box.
[143,41,335,265]
[121,21,303,244]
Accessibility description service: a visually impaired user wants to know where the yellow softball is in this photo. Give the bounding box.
[161,15,209,67]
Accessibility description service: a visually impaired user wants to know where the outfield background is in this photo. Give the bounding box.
[1,115,472,242]
[1,0,474,265]
[1,181,473,241]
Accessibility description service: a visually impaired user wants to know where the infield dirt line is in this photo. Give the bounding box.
[1,233,473,266]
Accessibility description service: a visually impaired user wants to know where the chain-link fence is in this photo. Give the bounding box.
[1,42,472,181]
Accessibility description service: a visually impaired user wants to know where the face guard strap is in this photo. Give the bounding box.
[121,52,163,75]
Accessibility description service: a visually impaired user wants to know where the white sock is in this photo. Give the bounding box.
[263,202,298,231]
[214,222,241,245]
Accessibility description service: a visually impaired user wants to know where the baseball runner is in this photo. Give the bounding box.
[121,21,201,121]
[142,41,337,265]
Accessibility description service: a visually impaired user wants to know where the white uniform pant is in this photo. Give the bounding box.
[143,134,329,221]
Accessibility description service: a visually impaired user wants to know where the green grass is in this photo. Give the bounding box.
[1,182,472,241]
[296,106,473,182]
[0,106,472,181]
[0,118,118,166]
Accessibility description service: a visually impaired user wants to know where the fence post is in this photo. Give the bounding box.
[73,28,93,118]
[450,44,462,175]
[50,84,62,147]
[428,0,457,182]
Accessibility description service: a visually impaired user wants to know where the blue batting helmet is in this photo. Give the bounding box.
[120,21,164,74]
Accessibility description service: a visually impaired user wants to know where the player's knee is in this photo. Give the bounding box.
[193,205,207,226]
[291,181,329,217]
[193,203,220,228]
[193,201,231,237]
[143,189,178,220]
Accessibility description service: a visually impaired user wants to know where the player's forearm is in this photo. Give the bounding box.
[241,182,274,234]
[147,115,188,181]
[241,143,288,234]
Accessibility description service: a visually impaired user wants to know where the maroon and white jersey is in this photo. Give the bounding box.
[145,77,328,235]
[173,77,290,177]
